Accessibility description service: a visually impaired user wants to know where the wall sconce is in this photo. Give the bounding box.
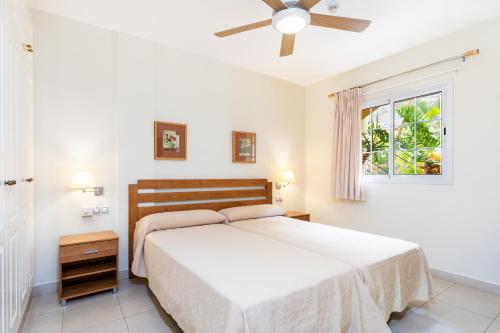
[71,172,103,196]
[276,170,296,190]
[275,170,295,202]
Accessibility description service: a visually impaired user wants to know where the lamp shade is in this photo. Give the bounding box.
[272,8,311,34]
[71,172,95,189]
[281,170,296,184]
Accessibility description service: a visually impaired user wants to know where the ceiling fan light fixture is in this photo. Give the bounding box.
[272,7,311,34]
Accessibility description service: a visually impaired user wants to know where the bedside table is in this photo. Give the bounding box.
[58,230,119,305]
[286,211,310,222]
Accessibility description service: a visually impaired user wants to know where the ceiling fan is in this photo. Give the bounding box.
[214,0,371,57]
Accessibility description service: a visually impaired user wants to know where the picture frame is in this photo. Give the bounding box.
[232,131,256,163]
[154,121,187,160]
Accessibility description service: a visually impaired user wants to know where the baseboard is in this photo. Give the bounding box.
[34,269,130,296]
[33,280,57,296]
[118,269,129,280]
[431,267,500,296]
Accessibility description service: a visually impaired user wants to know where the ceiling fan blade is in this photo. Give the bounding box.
[262,0,288,11]
[310,14,371,32]
[280,34,295,57]
[214,19,272,37]
[296,0,321,10]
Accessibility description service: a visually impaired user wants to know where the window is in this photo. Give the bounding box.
[362,82,452,184]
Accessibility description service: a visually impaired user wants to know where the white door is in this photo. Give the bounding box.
[0,0,20,331]
[0,0,34,332]
[0,0,6,329]
[18,0,34,313]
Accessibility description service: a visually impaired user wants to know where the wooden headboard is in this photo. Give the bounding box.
[128,179,273,277]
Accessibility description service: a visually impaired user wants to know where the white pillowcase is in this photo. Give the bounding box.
[219,204,286,222]
[137,209,228,231]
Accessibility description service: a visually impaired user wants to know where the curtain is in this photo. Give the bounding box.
[332,87,363,201]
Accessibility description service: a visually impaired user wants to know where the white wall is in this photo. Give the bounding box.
[305,16,500,286]
[33,11,305,285]
[33,11,118,286]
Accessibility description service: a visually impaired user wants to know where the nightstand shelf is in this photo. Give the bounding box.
[61,257,117,281]
[59,231,119,304]
[61,276,118,300]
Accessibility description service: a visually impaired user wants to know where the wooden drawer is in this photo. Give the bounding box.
[59,239,118,263]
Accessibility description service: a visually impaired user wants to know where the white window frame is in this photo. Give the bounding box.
[362,81,453,185]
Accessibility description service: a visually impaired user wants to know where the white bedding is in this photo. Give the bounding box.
[143,224,390,333]
[230,216,435,320]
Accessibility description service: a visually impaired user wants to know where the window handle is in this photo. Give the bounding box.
[4,180,16,186]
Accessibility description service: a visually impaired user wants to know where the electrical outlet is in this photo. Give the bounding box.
[81,207,93,217]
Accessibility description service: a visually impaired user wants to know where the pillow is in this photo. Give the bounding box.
[219,204,286,222]
[137,209,228,231]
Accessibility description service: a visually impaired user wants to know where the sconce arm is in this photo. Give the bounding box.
[81,187,104,196]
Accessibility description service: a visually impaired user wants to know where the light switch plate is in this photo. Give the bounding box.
[100,206,109,214]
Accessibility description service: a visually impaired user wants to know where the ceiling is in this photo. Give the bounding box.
[30,0,500,85]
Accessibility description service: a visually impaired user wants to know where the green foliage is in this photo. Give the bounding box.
[363,94,442,175]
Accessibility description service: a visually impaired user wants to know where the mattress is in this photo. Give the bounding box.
[230,216,435,320]
[143,223,390,333]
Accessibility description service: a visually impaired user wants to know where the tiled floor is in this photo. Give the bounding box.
[23,279,182,333]
[22,277,500,333]
[389,278,500,333]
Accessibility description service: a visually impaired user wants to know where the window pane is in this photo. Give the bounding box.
[416,92,441,122]
[362,153,372,175]
[394,98,414,127]
[372,151,389,175]
[363,87,447,182]
[372,128,389,151]
[394,149,415,175]
[416,120,441,148]
[362,132,372,152]
[362,108,371,132]
[371,104,390,129]
[416,148,442,175]
[394,124,414,149]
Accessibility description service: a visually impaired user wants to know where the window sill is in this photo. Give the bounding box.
[362,175,452,185]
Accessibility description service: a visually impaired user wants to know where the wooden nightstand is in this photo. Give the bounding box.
[58,230,119,305]
[286,211,310,222]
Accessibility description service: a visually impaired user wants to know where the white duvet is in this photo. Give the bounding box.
[142,224,390,333]
[230,216,435,320]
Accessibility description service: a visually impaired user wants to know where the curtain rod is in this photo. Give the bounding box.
[328,49,479,98]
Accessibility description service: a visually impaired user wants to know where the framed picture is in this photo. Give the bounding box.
[232,131,256,163]
[154,121,187,160]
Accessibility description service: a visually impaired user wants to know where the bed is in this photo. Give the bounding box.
[128,179,390,333]
[226,214,435,320]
